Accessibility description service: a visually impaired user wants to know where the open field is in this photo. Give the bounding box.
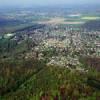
[81,16,100,20]
[38,17,84,25]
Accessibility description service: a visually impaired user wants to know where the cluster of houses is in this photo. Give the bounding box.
[1,24,99,71]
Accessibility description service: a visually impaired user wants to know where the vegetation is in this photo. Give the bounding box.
[0,55,99,100]
[83,20,100,31]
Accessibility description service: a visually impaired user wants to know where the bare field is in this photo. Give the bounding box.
[38,17,84,25]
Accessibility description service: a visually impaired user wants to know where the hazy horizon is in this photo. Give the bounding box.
[0,0,100,8]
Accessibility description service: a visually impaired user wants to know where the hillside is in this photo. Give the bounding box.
[0,57,100,100]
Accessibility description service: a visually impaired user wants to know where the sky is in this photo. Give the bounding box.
[0,0,100,8]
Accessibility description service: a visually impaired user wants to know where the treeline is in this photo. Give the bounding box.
[0,38,17,53]
[82,20,100,31]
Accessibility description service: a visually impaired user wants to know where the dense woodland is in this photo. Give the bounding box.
[83,20,100,31]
